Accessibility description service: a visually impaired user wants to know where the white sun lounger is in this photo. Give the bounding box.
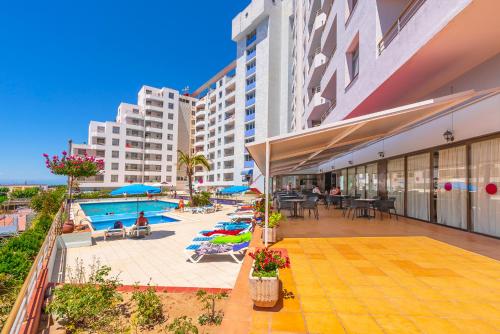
[184,241,250,264]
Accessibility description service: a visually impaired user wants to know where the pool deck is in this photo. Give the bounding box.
[52,203,245,289]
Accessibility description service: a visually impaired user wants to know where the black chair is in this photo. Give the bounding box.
[342,198,353,218]
[325,195,334,209]
[300,199,319,220]
[278,200,294,216]
[350,200,375,220]
[377,199,398,220]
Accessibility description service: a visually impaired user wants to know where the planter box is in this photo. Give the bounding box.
[59,232,92,248]
[261,227,277,243]
[248,266,280,307]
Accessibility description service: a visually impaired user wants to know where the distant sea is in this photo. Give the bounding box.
[0,178,66,186]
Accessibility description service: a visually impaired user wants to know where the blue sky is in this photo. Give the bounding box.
[0,0,248,185]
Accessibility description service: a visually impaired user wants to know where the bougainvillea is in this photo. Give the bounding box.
[43,151,104,178]
[249,248,290,278]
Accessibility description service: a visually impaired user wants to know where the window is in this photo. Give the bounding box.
[168,103,174,109]
[167,123,174,130]
[111,163,119,170]
[111,175,118,182]
[112,126,120,134]
[246,107,255,116]
[168,92,174,99]
[168,113,174,120]
[246,91,255,100]
[167,144,173,151]
[346,35,360,87]
[112,151,119,158]
[112,138,119,146]
[165,176,172,182]
[166,165,172,172]
[245,137,255,144]
[167,134,173,140]
[97,126,105,133]
[245,122,255,131]
[219,91,222,99]
[244,154,252,162]
[246,76,256,85]
[167,155,172,162]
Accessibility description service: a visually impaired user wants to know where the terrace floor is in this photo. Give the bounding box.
[220,207,500,334]
[52,205,244,288]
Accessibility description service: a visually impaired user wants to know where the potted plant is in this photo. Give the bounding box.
[261,212,284,243]
[248,248,290,307]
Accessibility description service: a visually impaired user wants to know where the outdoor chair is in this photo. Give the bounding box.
[277,200,294,216]
[128,225,151,238]
[104,226,126,240]
[300,199,319,220]
[377,199,398,220]
[342,198,353,218]
[332,196,342,209]
[325,195,334,209]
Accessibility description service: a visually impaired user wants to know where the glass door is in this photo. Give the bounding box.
[366,163,378,199]
[347,168,356,196]
[355,166,366,198]
[407,153,431,221]
[387,158,405,215]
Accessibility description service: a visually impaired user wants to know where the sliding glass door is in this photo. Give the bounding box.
[387,158,405,215]
[470,138,500,237]
[366,163,378,199]
[436,146,467,229]
[355,166,366,198]
[347,168,356,196]
[407,153,430,221]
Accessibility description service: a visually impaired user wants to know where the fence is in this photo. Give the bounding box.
[1,206,64,334]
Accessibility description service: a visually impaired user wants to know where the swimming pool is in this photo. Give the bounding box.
[80,200,179,231]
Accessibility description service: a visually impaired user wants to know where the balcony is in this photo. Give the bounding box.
[306,92,330,121]
[244,160,254,169]
[245,128,255,137]
[195,119,205,127]
[306,51,328,89]
[246,66,256,77]
[246,49,256,61]
[245,112,255,122]
[245,81,256,92]
[306,12,326,60]
[246,34,257,46]
[245,97,256,107]
[321,8,337,57]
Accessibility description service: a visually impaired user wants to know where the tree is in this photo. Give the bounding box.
[43,151,104,216]
[177,151,210,204]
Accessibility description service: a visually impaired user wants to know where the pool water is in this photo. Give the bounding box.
[80,200,179,231]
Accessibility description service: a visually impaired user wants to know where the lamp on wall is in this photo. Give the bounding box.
[444,110,455,143]
[378,139,385,158]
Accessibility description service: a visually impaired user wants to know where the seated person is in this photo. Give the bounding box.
[130,211,149,233]
[331,187,341,195]
[113,221,123,229]
[312,185,321,194]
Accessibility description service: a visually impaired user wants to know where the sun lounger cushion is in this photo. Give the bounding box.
[211,231,252,245]
[203,229,244,237]
[196,243,233,255]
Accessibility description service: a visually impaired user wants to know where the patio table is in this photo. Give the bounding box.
[332,195,349,209]
[354,198,377,218]
[281,198,306,218]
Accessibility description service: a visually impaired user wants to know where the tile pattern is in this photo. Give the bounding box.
[246,236,500,333]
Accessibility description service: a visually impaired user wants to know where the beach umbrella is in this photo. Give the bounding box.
[110,184,161,218]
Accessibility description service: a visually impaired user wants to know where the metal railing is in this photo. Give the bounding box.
[2,206,64,334]
[378,0,426,54]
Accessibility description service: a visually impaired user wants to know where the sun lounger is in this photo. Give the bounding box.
[185,241,250,263]
[128,225,151,238]
[104,226,126,240]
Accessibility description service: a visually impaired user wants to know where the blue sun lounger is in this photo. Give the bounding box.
[185,241,250,263]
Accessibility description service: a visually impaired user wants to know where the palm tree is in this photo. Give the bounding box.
[177,150,211,203]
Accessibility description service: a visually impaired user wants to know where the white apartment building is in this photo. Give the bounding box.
[73,85,197,191]
[295,0,500,128]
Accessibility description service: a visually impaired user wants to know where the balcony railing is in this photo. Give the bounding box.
[245,97,256,107]
[378,0,426,54]
[320,98,337,123]
[246,35,257,46]
[245,128,255,137]
[244,160,255,168]
[246,66,256,77]
[245,112,255,122]
[245,81,256,92]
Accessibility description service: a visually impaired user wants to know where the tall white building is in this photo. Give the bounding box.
[73,85,197,191]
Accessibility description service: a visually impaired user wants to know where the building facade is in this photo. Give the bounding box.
[73,85,197,191]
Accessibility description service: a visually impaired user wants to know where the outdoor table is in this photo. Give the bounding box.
[354,198,377,218]
[282,198,306,218]
[332,195,349,209]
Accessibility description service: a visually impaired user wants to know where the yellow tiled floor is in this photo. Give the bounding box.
[248,236,500,333]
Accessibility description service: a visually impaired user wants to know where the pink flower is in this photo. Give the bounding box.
[62,150,67,156]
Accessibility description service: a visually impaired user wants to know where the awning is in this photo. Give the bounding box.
[240,169,253,176]
[246,88,499,176]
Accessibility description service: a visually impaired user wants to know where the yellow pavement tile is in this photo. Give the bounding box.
[372,314,422,334]
[270,312,306,333]
[304,312,346,334]
[361,298,403,315]
[412,317,463,334]
[388,298,436,317]
[251,311,271,331]
[300,295,333,313]
[336,313,385,334]
[447,318,499,334]
[329,297,368,314]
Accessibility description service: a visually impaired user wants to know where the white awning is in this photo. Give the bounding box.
[246,88,499,176]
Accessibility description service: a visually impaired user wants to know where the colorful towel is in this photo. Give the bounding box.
[203,228,244,237]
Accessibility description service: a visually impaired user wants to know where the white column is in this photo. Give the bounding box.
[264,140,271,247]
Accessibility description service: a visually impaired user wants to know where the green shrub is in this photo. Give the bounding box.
[190,191,211,207]
[131,285,164,329]
[196,290,227,326]
[47,261,122,333]
[0,187,9,196]
[10,187,39,199]
[167,316,198,334]
[0,274,19,330]
[30,187,66,215]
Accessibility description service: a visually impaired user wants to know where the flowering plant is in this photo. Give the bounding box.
[249,248,290,278]
[43,151,104,178]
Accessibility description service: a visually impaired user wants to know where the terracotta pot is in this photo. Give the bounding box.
[261,227,277,243]
[249,266,280,307]
[62,223,75,234]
